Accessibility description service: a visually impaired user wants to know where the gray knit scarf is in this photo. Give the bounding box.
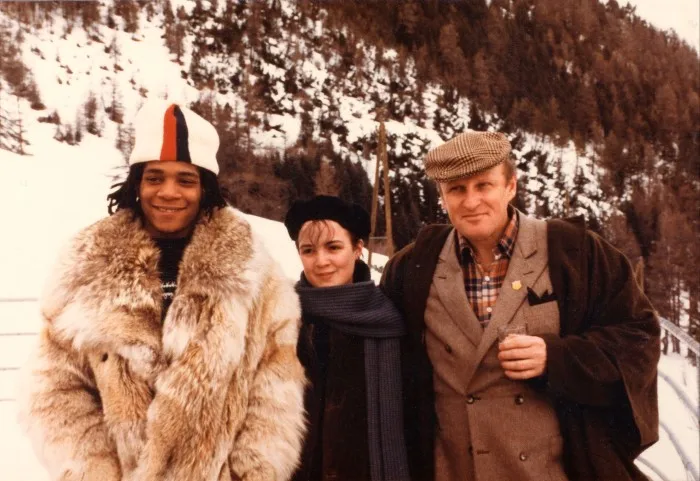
[296,271,411,481]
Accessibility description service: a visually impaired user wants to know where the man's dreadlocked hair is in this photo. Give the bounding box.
[107,163,227,216]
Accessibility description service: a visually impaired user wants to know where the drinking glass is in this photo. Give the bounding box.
[497,324,529,343]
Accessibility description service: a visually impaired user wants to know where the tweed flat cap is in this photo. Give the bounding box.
[424,131,511,182]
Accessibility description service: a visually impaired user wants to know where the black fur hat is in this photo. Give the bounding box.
[284,195,371,242]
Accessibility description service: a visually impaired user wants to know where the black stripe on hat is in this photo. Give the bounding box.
[173,106,192,163]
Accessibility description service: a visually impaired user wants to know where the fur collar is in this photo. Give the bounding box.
[41,206,267,380]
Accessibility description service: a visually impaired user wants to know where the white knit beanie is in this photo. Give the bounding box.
[129,100,220,175]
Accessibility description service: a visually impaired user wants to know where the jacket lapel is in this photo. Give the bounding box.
[44,210,164,364]
[46,208,260,382]
[161,207,260,364]
[432,230,482,347]
[464,214,549,385]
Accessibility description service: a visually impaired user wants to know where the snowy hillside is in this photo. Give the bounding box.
[0,2,698,478]
[0,145,698,480]
[0,0,613,224]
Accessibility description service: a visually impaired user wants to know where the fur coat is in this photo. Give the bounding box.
[18,207,307,481]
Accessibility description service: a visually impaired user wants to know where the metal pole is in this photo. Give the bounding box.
[658,371,699,421]
[636,455,673,481]
[659,420,699,481]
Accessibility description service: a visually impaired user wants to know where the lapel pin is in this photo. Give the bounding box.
[512,280,522,291]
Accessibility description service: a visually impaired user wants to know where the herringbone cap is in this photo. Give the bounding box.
[424,131,511,182]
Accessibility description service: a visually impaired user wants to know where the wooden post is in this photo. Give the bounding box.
[16,98,25,155]
[379,121,394,256]
[367,129,381,269]
[633,257,645,288]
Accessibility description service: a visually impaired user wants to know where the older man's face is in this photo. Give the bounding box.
[439,163,516,250]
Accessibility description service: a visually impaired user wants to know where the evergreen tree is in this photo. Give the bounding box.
[438,22,469,87]
[83,92,99,136]
[114,1,139,33]
[471,49,492,110]
[80,1,101,30]
[314,160,340,196]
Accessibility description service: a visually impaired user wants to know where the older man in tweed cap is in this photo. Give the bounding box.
[381,131,659,481]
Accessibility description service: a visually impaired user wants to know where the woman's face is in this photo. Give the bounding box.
[297,220,363,287]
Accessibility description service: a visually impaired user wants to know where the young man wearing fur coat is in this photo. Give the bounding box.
[18,100,307,481]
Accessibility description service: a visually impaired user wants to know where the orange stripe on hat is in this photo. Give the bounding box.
[159,104,177,161]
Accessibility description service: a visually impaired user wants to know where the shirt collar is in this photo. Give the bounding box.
[458,206,519,265]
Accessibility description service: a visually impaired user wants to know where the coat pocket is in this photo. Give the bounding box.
[547,435,567,481]
[524,298,561,337]
[509,434,568,481]
[86,350,152,472]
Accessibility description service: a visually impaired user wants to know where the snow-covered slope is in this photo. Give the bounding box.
[0,120,697,481]
[603,0,699,51]
[1,0,613,226]
[0,3,697,479]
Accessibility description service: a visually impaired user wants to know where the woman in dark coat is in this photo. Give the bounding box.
[285,195,410,481]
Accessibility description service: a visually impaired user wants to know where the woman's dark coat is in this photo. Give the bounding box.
[294,320,370,481]
[380,216,660,481]
[292,262,374,481]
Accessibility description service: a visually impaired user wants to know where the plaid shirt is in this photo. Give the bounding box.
[458,209,519,328]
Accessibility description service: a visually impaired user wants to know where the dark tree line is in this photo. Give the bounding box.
[1,0,697,340]
[321,0,699,341]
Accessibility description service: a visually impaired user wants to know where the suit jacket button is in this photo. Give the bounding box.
[515,394,524,405]
[519,452,528,461]
[466,395,475,404]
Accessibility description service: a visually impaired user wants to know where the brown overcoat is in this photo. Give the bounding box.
[422,215,567,481]
[381,215,660,481]
[18,207,307,481]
